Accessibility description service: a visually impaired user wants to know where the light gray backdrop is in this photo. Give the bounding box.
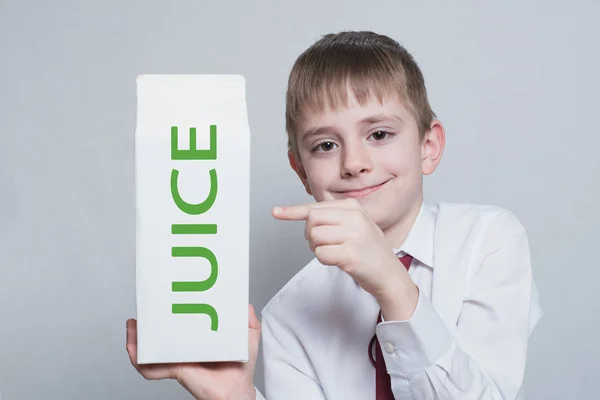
[1,0,598,399]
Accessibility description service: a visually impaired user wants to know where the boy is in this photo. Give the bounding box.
[126,31,542,399]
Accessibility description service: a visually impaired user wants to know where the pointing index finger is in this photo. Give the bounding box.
[272,204,316,220]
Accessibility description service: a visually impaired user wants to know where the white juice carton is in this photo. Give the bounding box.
[134,75,250,364]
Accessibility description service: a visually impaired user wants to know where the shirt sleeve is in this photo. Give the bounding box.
[259,310,327,400]
[376,211,543,399]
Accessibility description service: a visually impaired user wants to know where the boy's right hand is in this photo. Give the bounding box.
[126,304,261,400]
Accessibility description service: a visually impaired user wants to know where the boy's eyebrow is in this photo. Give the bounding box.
[301,126,335,142]
[301,113,404,142]
[358,113,404,126]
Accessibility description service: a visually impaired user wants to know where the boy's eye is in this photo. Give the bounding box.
[370,131,391,140]
[314,141,337,152]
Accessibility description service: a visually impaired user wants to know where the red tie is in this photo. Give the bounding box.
[368,254,413,400]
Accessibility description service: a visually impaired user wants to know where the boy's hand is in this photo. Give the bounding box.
[272,198,418,319]
[126,304,260,400]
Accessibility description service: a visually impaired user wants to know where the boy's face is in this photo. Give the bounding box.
[288,92,444,237]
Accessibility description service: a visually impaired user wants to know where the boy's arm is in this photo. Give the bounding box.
[376,211,542,399]
[257,310,326,400]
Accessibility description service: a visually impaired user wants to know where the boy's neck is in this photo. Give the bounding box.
[383,194,423,250]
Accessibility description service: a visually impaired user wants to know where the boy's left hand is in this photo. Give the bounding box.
[272,197,418,316]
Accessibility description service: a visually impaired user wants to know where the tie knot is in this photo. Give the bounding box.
[398,254,413,271]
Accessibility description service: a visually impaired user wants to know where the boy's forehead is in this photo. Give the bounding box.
[298,93,411,132]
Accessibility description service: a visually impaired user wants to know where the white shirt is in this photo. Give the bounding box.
[255,202,543,400]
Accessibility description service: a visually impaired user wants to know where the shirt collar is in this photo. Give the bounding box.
[392,202,436,268]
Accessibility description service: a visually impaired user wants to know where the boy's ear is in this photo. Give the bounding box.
[287,149,312,195]
[421,119,445,175]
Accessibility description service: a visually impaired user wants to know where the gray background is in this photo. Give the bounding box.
[1,0,598,399]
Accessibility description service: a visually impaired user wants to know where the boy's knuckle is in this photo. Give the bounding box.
[309,227,319,240]
[315,245,329,260]
[312,208,326,222]
[315,245,323,258]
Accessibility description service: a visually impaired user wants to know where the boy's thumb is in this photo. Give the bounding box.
[248,304,261,331]
[247,304,261,367]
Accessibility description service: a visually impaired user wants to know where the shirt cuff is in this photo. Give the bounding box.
[375,287,452,373]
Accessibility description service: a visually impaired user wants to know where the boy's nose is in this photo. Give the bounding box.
[341,144,373,177]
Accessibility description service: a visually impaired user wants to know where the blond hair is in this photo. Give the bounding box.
[285,31,436,158]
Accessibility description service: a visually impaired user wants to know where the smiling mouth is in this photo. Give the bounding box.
[336,179,390,198]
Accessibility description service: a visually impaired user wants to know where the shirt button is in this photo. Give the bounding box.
[384,342,395,353]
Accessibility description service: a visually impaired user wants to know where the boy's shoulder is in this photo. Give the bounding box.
[431,201,519,220]
[431,201,527,241]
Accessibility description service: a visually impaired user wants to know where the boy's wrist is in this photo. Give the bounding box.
[377,280,419,321]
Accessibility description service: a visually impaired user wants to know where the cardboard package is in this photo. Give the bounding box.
[134,74,250,364]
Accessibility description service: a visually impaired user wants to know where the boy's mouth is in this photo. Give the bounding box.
[334,179,391,198]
